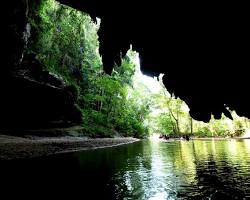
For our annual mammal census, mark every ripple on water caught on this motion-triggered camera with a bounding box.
[109,140,250,199]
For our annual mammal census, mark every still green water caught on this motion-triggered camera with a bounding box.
[1,139,250,199]
[75,139,250,199]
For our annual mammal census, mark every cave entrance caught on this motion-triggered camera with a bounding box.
[23,0,250,139]
[129,52,250,139]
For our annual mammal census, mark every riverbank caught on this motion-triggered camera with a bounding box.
[191,136,250,140]
[155,136,250,142]
[0,135,139,160]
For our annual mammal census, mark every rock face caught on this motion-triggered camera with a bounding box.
[1,55,82,129]
[57,0,250,122]
[3,0,250,126]
[1,0,82,129]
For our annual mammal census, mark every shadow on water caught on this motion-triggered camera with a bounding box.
[1,139,250,199]
[0,141,146,199]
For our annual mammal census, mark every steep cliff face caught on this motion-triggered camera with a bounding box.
[57,0,250,122]
[1,0,81,129]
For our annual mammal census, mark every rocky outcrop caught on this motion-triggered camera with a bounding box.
[1,57,82,129]
[2,1,82,130]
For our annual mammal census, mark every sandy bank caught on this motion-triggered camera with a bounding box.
[0,135,139,160]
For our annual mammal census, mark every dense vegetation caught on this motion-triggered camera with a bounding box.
[26,0,250,138]
[27,0,149,138]
[145,76,250,138]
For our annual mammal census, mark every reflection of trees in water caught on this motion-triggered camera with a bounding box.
[194,159,245,199]
[105,140,153,199]
[75,141,147,199]
[76,140,250,199]
[191,140,250,199]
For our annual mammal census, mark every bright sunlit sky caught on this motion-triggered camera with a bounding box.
[138,73,162,94]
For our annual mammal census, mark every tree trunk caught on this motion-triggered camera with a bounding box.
[190,116,193,134]
[176,110,180,133]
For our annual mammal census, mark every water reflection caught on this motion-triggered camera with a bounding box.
[103,139,250,199]
[1,139,250,199]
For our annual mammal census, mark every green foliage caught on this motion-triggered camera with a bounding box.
[28,0,102,86]
[148,76,250,138]
[79,49,150,138]
[27,0,150,138]
[112,51,136,86]
[193,127,213,137]
[157,114,173,134]
[28,0,250,139]
[232,119,245,137]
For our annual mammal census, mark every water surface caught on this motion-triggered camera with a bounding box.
[1,139,250,199]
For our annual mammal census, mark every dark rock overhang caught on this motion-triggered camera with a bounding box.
[56,0,250,121]
[57,0,250,122]
[3,0,249,125]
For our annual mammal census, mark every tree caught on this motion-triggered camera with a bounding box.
[27,0,150,138]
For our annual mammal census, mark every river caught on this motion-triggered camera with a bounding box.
[1,139,250,199]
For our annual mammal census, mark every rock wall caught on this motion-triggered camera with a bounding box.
[1,0,82,130]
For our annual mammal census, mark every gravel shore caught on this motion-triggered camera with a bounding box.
[0,135,139,160]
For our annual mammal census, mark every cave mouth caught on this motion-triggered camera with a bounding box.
[3,0,250,137]
[128,53,250,138]
[2,1,250,199]
[55,0,250,123]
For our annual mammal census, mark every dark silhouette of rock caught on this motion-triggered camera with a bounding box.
[1,1,82,130]
[210,191,233,200]
[2,0,250,131]
[57,0,250,122]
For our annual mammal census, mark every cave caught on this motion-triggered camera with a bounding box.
[1,1,250,199]
[2,0,250,130]
[56,0,250,122]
